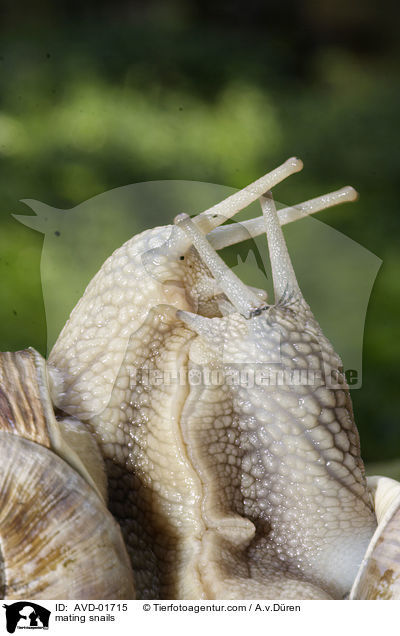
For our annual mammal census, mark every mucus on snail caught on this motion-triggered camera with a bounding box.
[0,157,399,600]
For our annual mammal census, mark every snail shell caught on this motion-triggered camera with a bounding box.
[0,349,135,599]
[350,476,400,599]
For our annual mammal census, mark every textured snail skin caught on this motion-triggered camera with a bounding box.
[48,163,378,599]
[179,305,375,599]
[49,230,229,598]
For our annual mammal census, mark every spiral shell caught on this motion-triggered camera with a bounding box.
[0,348,135,599]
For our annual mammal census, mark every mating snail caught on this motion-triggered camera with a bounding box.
[0,158,399,600]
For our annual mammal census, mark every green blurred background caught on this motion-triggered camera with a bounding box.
[0,0,399,474]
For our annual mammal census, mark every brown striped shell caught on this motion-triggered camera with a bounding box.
[350,476,400,599]
[0,349,135,599]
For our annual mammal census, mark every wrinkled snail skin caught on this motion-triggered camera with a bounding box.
[177,197,376,599]
[0,349,135,600]
[48,158,355,423]
[87,305,204,598]
[45,159,396,599]
[48,157,304,422]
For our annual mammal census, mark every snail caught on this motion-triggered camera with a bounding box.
[1,158,399,599]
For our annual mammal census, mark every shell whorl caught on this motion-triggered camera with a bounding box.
[0,349,135,599]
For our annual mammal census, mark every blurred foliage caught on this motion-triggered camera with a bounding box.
[0,0,399,468]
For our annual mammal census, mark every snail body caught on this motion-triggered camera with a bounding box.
[175,196,376,599]
[1,158,398,599]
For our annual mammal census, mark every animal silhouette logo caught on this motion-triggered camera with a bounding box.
[2,602,50,633]
[13,180,381,385]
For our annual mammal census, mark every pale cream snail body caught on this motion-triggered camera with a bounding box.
[0,158,398,599]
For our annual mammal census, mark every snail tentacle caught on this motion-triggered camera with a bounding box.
[193,157,303,234]
[208,185,358,250]
[175,212,264,317]
[260,192,302,304]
